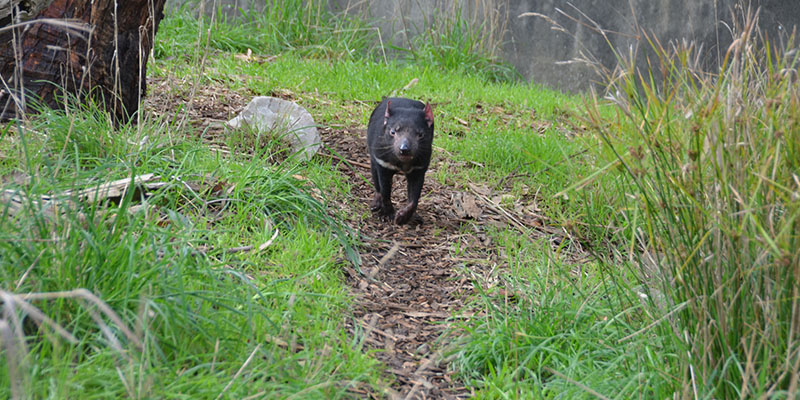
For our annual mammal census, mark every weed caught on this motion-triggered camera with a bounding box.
[583,8,800,398]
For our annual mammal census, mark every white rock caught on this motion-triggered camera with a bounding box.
[227,96,321,161]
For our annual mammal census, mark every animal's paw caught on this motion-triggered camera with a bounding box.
[369,193,383,212]
[394,203,416,225]
[380,206,396,220]
[370,194,395,219]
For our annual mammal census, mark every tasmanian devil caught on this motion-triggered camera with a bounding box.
[366,97,434,225]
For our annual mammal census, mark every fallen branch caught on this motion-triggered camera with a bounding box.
[1,174,162,221]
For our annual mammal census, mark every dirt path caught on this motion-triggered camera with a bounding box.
[321,126,484,399]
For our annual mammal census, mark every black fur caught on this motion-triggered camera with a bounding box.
[366,97,434,224]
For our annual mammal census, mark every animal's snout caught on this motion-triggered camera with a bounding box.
[398,138,412,156]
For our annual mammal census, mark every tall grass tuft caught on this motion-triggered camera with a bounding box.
[398,1,518,82]
[252,0,376,58]
[155,0,376,60]
[584,8,800,398]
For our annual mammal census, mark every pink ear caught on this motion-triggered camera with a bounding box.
[384,100,391,126]
[424,103,433,128]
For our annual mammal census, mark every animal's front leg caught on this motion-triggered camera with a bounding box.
[395,170,425,225]
[372,162,395,218]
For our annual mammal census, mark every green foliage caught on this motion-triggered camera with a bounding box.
[583,11,800,398]
[251,0,376,58]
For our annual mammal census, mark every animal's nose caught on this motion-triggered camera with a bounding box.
[399,140,411,155]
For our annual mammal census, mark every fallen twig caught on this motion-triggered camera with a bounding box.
[318,152,371,169]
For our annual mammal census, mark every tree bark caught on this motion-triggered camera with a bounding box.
[0,0,167,123]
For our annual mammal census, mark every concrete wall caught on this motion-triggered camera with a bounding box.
[331,0,799,91]
[511,0,797,91]
[168,0,800,92]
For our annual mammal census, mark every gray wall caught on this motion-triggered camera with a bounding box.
[168,0,800,92]
[504,0,729,91]
[506,0,798,91]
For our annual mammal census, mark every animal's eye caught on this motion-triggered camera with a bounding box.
[389,129,396,136]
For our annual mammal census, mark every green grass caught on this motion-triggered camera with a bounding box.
[396,5,519,83]
[447,228,677,399]
[450,9,800,398]
[156,0,518,83]
[155,0,376,60]
[246,0,376,59]
[0,97,380,397]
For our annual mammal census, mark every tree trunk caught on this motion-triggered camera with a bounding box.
[0,0,167,123]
